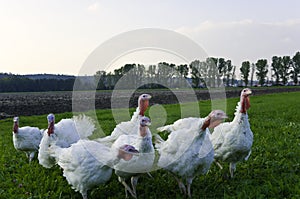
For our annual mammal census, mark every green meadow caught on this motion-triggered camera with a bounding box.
[0,91,299,198]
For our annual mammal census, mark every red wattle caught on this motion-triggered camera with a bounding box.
[47,122,54,136]
[201,118,211,130]
[245,97,250,110]
[13,124,18,133]
[240,97,250,113]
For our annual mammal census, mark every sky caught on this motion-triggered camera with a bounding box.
[0,0,300,76]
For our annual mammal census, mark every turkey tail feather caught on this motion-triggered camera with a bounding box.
[73,115,96,139]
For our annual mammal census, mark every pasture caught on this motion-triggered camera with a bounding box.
[0,91,299,198]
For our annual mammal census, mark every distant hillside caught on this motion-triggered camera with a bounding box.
[0,73,75,80]
[0,73,80,92]
[24,74,75,80]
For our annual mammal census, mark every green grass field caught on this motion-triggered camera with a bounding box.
[0,92,299,199]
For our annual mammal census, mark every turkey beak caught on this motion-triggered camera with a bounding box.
[245,90,252,96]
[221,113,228,120]
[118,146,139,161]
[126,149,139,157]
[145,121,151,126]
[208,111,228,129]
[146,95,152,100]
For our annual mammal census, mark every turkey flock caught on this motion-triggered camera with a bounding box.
[12,88,253,199]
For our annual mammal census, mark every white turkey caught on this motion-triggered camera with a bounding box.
[38,113,95,168]
[49,139,139,199]
[12,116,43,162]
[210,88,253,178]
[96,93,151,146]
[155,110,227,198]
[112,116,154,198]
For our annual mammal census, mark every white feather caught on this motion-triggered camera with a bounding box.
[38,115,95,168]
[112,124,155,174]
[72,114,96,139]
[155,115,217,197]
[210,93,253,177]
[13,126,43,162]
[49,139,113,198]
[156,117,214,175]
[95,107,141,146]
[211,112,253,162]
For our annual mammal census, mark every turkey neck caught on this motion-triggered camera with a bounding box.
[13,122,18,133]
[201,117,211,131]
[139,125,149,137]
[138,100,149,116]
[139,125,153,153]
[240,95,250,114]
[231,96,250,124]
[47,121,55,136]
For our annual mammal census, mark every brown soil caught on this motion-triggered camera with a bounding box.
[0,87,299,118]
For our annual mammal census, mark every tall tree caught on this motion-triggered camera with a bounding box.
[225,60,233,86]
[231,65,236,86]
[106,72,116,90]
[189,60,201,88]
[217,58,226,86]
[255,59,268,86]
[177,64,189,87]
[271,56,282,85]
[136,64,146,87]
[157,62,173,87]
[94,70,107,90]
[240,61,250,86]
[291,51,300,85]
[207,57,218,87]
[177,64,189,78]
[189,60,208,88]
[147,64,157,79]
[168,63,177,87]
[250,63,255,86]
[280,56,291,85]
[120,63,136,88]
[217,58,233,86]
[122,64,135,74]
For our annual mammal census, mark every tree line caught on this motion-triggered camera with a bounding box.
[0,51,299,92]
[240,51,300,86]
[95,51,300,89]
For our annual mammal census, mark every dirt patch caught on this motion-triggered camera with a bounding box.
[0,87,299,118]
